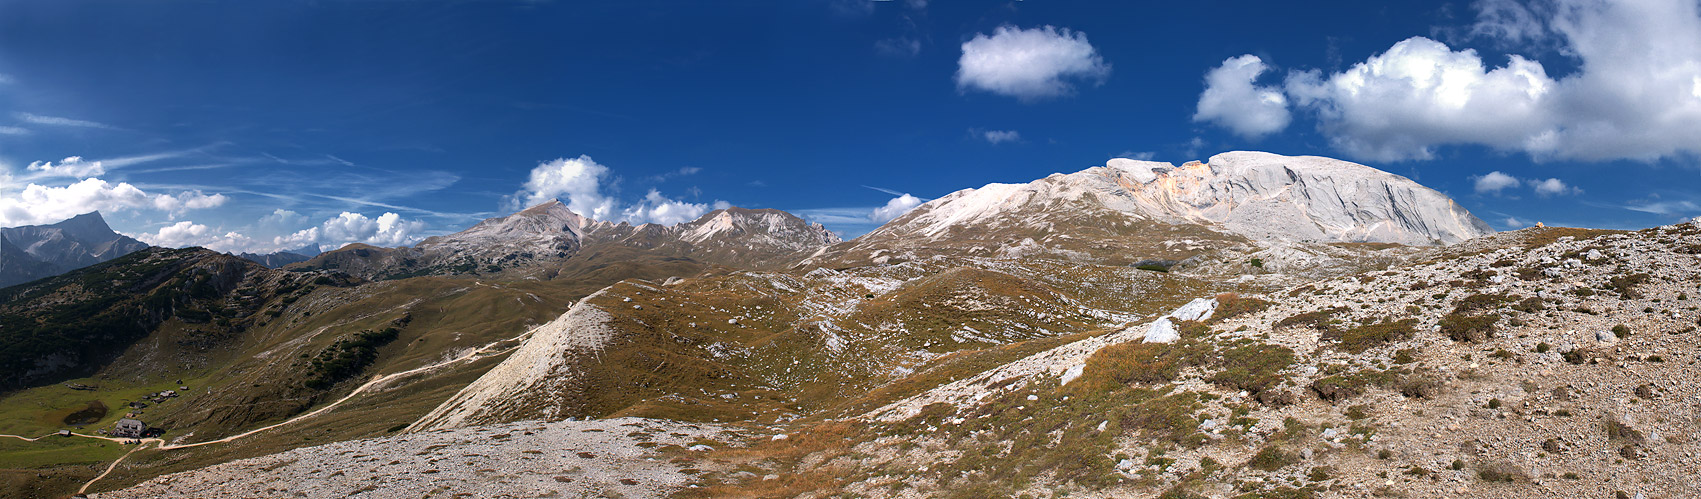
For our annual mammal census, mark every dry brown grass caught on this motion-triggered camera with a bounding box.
[673,421,866,499]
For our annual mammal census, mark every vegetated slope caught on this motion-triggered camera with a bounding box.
[711,222,1701,499]
[412,254,1245,431]
[809,151,1493,268]
[0,270,599,498]
[295,202,840,280]
[0,212,151,288]
[0,207,837,499]
[0,247,326,392]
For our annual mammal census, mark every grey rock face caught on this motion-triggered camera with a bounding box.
[1094,151,1494,244]
[885,151,1494,247]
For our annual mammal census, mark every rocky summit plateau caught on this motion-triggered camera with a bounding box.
[2,152,1697,499]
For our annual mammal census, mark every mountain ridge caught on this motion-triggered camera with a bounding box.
[295,202,840,280]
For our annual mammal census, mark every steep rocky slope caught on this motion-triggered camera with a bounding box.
[0,212,150,288]
[811,151,1492,268]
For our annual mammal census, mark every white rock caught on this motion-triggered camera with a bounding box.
[770,434,789,441]
[1059,364,1086,385]
[1144,318,1180,343]
[1168,297,1219,322]
[688,444,714,452]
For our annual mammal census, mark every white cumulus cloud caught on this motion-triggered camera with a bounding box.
[869,194,924,223]
[25,156,106,179]
[1194,55,1292,139]
[274,211,427,250]
[133,221,260,253]
[1470,171,1581,197]
[1197,0,1701,163]
[1284,37,1555,161]
[0,177,228,227]
[956,25,1110,101]
[259,208,309,229]
[1473,171,1522,194]
[509,155,722,225]
[510,155,619,220]
[1531,177,1580,196]
[623,189,710,226]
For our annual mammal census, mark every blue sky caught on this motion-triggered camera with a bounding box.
[1,0,1698,252]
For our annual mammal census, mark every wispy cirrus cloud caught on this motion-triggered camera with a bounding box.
[14,112,117,130]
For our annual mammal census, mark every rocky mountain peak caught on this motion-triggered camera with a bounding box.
[442,199,592,244]
[0,211,150,288]
[1092,151,1495,245]
[882,150,1490,246]
[678,207,842,247]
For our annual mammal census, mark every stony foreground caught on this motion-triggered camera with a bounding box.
[91,418,730,499]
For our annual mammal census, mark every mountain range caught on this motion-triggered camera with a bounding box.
[12,151,1692,499]
[0,212,149,288]
[293,201,840,280]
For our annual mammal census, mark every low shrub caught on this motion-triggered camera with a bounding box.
[1327,319,1417,353]
[1440,313,1499,342]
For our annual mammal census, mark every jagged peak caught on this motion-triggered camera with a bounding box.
[678,206,840,245]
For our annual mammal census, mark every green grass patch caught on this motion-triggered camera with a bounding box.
[0,437,128,469]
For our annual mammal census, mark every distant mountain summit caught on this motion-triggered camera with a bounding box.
[296,201,840,280]
[0,212,150,288]
[812,151,1492,267]
[234,244,321,268]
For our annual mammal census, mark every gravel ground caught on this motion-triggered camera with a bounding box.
[91,418,731,499]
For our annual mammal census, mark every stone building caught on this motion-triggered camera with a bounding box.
[112,418,147,438]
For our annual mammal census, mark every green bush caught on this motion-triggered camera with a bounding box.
[1248,445,1293,471]
[1327,319,1416,353]
[1440,313,1499,342]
